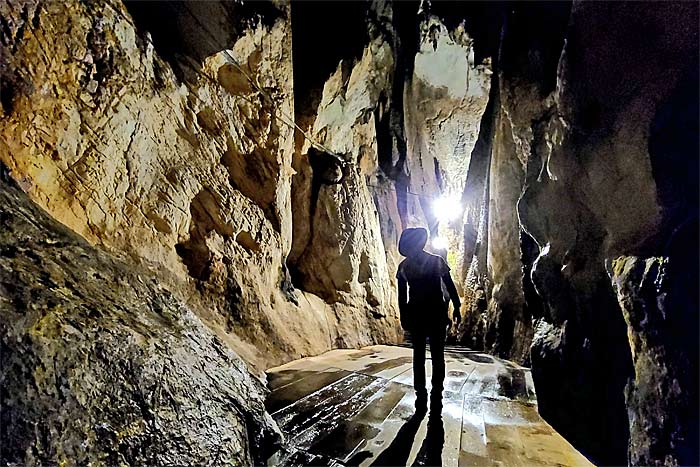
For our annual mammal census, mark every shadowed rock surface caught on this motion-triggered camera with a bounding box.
[452,2,699,464]
[611,255,699,466]
[0,165,279,465]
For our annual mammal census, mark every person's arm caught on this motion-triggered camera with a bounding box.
[442,271,462,325]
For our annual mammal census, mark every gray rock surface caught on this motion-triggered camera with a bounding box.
[611,256,698,467]
[454,1,698,464]
[0,164,280,465]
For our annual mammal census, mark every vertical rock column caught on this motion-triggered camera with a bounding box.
[517,2,698,464]
[403,14,491,246]
[611,256,699,466]
[483,96,528,361]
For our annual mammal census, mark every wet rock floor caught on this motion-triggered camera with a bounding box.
[265,345,592,466]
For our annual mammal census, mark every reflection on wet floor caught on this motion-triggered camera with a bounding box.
[266,345,593,467]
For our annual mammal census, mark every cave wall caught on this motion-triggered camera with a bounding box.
[403,13,491,271]
[0,0,407,372]
[1,1,698,465]
[524,3,697,464]
[611,254,699,466]
[454,1,699,465]
[0,164,279,465]
[286,1,493,349]
[287,0,406,349]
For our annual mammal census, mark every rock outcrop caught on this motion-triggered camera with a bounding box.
[454,1,698,464]
[611,256,698,467]
[0,0,403,372]
[0,163,280,465]
[403,13,491,284]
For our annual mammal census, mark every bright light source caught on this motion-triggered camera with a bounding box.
[432,235,448,250]
[432,196,461,223]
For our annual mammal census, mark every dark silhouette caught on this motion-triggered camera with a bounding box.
[412,411,445,466]
[397,227,461,410]
[369,398,445,467]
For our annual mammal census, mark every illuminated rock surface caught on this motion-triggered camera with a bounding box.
[266,345,591,466]
[0,0,402,373]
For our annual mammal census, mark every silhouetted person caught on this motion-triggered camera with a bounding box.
[397,227,461,411]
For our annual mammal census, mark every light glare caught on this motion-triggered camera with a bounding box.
[433,196,461,223]
[432,236,448,250]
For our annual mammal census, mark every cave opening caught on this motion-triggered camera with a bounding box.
[0,1,697,466]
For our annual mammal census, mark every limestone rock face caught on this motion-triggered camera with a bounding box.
[451,1,698,464]
[451,2,699,464]
[457,2,568,365]
[405,15,491,202]
[402,15,492,301]
[294,37,394,308]
[287,6,405,349]
[0,166,279,466]
[611,256,698,467]
[520,3,697,464]
[0,0,403,371]
[2,1,697,465]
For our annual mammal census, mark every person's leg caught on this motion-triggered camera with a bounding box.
[429,325,446,401]
[413,332,428,403]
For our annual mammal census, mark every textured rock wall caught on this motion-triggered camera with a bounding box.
[482,94,530,363]
[0,164,279,466]
[0,0,404,372]
[457,1,568,364]
[293,33,394,306]
[522,3,697,464]
[405,15,490,207]
[2,1,697,465]
[453,1,699,465]
[403,13,491,276]
[287,3,492,350]
[288,1,404,349]
[611,256,698,466]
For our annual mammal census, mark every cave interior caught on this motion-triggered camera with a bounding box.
[0,1,698,466]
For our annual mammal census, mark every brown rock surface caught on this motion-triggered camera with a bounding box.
[1,1,697,465]
[0,0,403,372]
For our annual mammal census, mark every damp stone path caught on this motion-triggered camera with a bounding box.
[265,345,593,466]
